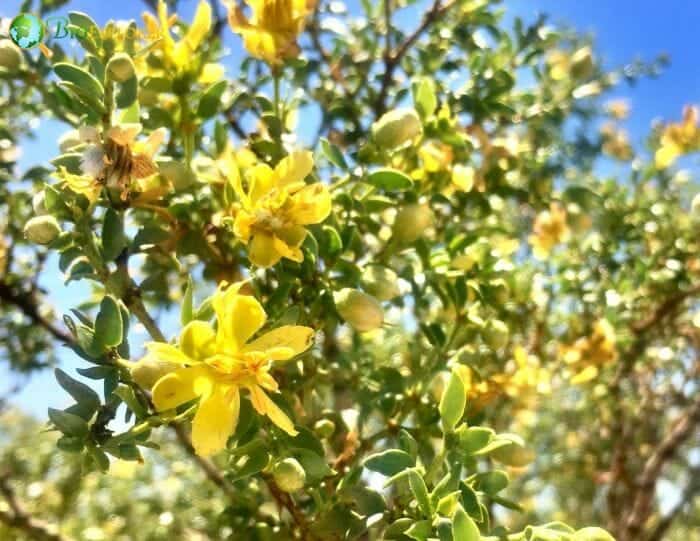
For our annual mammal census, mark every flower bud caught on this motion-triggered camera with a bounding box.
[334,288,384,332]
[313,419,336,439]
[392,204,433,244]
[32,191,47,215]
[482,319,509,350]
[361,265,400,301]
[23,216,60,245]
[130,356,175,389]
[272,458,306,492]
[0,40,22,73]
[106,53,136,83]
[372,108,422,150]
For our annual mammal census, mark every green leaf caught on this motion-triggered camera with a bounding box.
[457,426,494,455]
[197,80,227,118]
[102,209,127,261]
[48,408,89,437]
[291,449,335,481]
[55,368,100,412]
[453,506,480,541]
[94,295,123,349]
[57,81,107,115]
[320,138,348,169]
[68,12,102,48]
[367,168,413,191]
[54,63,104,99]
[413,77,437,119]
[114,384,147,419]
[405,521,432,541]
[473,470,509,495]
[322,225,343,255]
[115,75,138,109]
[459,482,483,522]
[440,368,467,432]
[408,469,432,516]
[363,449,414,476]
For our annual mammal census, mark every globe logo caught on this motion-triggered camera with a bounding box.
[9,13,45,49]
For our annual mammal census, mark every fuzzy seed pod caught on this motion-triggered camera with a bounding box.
[334,288,384,332]
[392,204,433,244]
[272,458,306,492]
[361,265,400,301]
[24,216,60,245]
[106,53,136,83]
[372,108,422,150]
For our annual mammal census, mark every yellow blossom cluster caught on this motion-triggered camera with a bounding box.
[560,319,618,384]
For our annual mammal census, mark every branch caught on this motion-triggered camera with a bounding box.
[606,283,700,527]
[264,477,317,541]
[0,475,73,541]
[373,0,457,116]
[646,464,700,541]
[620,393,700,541]
[0,280,73,344]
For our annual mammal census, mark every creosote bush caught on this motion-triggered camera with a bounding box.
[1,1,699,540]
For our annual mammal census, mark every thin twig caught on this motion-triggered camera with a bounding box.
[0,475,73,541]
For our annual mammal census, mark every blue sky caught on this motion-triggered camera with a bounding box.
[1,0,699,417]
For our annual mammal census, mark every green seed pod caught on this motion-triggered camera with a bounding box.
[372,108,422,150]
[361,265,400,301]
[130,356,175,390]
[334,288,384,332]
[483,319,509,351]
[0,40,23,73]
[106,52,136,83]
[23,216,60,245]
[314,419,336,439]
[392,204,433,244]
[272,458,306,492]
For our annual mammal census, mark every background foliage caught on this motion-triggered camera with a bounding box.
[0,0,698,540]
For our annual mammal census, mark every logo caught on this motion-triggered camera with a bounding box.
[9,13,45,49]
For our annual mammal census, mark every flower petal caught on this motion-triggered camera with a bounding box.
[248,163,275,205]
[242,325,314,361]
[248,385,298,436]
[274,151,314,190]
[179,320,217,361]
[215,289,267,351]
[192,384,240,456]
[152,365,213,411]
[249,232,283,267]
[288,184,331,225]
[185,0,212,50]
[145,342,195,365]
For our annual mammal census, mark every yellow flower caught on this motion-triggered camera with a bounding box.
[561,319,617,384]
[142,0,222,80]
[227,0,314,65]
[231,151,331,267]
[145,281,315,456]
[57,124,166,203]
[655,105,700,169]
[528,202,570,260]
[605,99,630,120]
[600,123,633,161]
